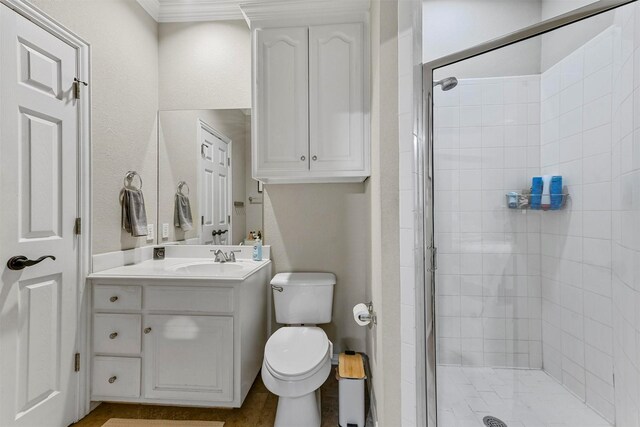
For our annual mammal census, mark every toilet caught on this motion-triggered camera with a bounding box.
[262,272,336,427]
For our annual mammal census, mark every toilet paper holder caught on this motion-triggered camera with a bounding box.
[358,302,377,325]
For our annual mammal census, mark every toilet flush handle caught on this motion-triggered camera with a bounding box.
[271,285,283,292]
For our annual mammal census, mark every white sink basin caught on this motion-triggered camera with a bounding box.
[170,261,245,275]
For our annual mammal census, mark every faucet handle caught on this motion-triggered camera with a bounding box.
[226,250,240,262]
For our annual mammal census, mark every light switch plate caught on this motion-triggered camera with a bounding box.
[162,223,169,238]
[146,224,154,241]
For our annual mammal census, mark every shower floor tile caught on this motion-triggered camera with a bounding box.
[437,366,612,427]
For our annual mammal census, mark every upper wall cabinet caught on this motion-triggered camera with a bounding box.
[256,27,309,174]
[243,0,370,184]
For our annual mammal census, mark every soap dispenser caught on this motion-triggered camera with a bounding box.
[252,232,262,261]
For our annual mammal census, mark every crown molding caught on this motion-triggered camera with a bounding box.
[137,0,369,24]
[240,0,370,26]
[137,0,160,21]
[138,0,258,23]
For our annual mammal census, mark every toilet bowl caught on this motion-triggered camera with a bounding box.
[263,272,336,427]
[262,326,333,427]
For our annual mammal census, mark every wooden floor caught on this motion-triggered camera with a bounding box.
[72,373,339,427]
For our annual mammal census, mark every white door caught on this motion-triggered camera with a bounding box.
[309,23,365,172]
[199,123,231,245]
[143,315,234,402]
[255,27,309,175]
[0,4,79,427]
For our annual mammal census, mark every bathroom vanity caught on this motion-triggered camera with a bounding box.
[88,251,271,408]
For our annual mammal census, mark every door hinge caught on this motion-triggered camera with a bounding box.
[201,216,204,225]
[227,157,231,166]
[74,353,80,372]
[227,215,231,224]
[74,218,81,235]
[73,78,88,99]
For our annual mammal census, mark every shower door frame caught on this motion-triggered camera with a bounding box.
[418,1,637,425]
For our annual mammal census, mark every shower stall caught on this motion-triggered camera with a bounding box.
[419,0,640,425]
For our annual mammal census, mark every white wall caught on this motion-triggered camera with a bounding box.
[263,184,368,354]
[31,0,159,255]
[398,0,420,424]
[539,26,616,421]
[158,21,251,110]
[244,114,262,237]
[366,0,402,424]
[433,75,543,369]
[423,0,542,78]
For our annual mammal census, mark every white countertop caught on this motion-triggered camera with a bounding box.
[88,257,271,281]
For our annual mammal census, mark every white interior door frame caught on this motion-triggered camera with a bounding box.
[197,119,233,244]
[0,0,92,421]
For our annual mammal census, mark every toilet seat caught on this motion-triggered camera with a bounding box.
[264,327,330,381]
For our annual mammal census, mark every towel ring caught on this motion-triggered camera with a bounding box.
[177,181,190,197]
[124,171,142,190]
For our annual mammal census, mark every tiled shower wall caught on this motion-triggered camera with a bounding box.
[432,8,640,423]
[539,27,616,422]
[611,4,640,426]
[433,75,543,369]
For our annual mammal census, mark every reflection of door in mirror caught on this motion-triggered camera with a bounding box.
[198,120,231,245]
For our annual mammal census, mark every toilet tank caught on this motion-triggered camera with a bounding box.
[271,272,336,324]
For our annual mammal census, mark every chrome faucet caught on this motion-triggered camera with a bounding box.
[212,249,228,263]
[211,249,241,263]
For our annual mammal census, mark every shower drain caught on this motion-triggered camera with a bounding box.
[483,416,508,427]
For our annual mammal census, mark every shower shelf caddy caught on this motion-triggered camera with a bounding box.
[505,186,570,211]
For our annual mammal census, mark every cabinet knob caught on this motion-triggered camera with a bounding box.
[109,332,118,339]
[108,376,117,384]
[300,156,306,161]
[109,296,118,302]
[312,155,318,161]
[144,327,152,334]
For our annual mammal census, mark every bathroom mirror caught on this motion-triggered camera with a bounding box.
[157,109,262,245]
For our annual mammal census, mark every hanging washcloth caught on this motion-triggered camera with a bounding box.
[121,188,148,237]
[174,193,193,231]
[530,177,543,210]
[550,176,563,210]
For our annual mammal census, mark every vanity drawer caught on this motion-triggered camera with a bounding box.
[93,314,141,354]
[94,285,142,310]
[144,286,234,313]
[92,356,141,398]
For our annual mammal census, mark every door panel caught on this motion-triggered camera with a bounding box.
[143,315,234,402]
[0,5,79,426]
[199,124,230,244]
[255,27,309,172]
[20,110,62,238]
[17,275,61,414]
[309,23,365,172]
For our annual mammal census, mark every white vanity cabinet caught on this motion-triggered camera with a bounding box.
[143,314,233,402]
[89,266,269,408]
[248,2,370,183]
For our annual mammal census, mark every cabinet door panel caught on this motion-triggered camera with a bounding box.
[255,27,309,173]
[143,315,233,402]
[309,23,365,172]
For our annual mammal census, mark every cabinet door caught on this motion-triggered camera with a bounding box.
[309,23,365,172]
[255,27,309,173]
[143,315,233,402]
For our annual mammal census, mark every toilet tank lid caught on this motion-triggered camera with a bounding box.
[270,272,336,287]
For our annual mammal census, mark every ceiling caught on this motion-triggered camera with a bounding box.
[137,0,257,23]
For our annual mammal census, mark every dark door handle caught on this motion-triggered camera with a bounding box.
[212,229,228,236]
[7,255,56,271]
